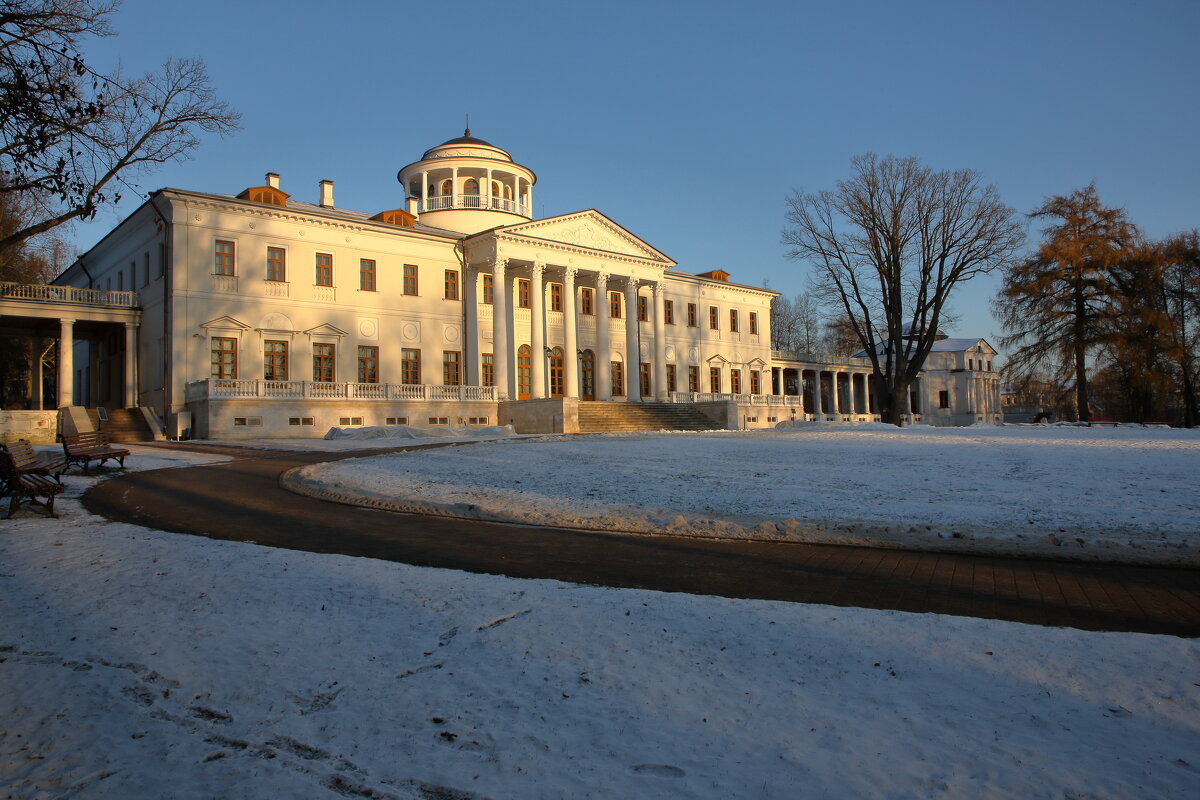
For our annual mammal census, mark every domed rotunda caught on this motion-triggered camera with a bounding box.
[397,129,536,234]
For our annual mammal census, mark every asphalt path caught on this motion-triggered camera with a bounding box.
[82,442,1200,637]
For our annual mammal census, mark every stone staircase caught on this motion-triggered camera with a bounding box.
[576,402,719,433]
[88,408,156,442]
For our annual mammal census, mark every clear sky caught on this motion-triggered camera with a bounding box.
[73,0,1200,349]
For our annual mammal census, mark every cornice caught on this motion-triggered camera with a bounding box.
[163,191,464,243]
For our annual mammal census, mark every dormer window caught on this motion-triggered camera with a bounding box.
[236,185,289,207]
[370,209,416,228]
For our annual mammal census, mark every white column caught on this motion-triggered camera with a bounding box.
[526,181,534,217]
[451,167,459,207]
[492,259,510,400]
[58,319,74,407]
[624,278,641,402]
[595,272,611,401]
[530,263,546,399]
[420,170,428,210]
[847,372,856,417]
[464,265,480,385]
[652,282,667,400]
[563,268,579,398]
[485,168,493,208]
[124,322,137,408]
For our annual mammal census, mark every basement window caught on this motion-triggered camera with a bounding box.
[386,416,409,425]
[233,417,262,427]
[288,417,317,426]
[338,417,364,426]
[428,416,449,426]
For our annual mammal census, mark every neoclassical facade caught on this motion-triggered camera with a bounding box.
[31,131,999,438]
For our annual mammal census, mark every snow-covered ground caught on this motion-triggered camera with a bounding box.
[2,434,1198,799]
[286,424,1200,565]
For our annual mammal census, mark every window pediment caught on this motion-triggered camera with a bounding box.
[200,315,251,332]
[303,323,349,339]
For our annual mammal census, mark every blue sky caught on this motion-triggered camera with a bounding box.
[76,0,1199,347]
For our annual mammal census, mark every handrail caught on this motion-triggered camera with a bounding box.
[0,281,138,308]
[187,379,497,402]
[418,195,528,216]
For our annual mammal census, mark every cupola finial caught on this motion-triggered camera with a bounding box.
[464,113,470,139]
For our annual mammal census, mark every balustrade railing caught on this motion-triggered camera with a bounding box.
[669,392,798,406]
[418,195,528,216]
[187,379,497,402]
[1,281,138,307]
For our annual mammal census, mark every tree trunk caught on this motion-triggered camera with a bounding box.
[1073,284,1091,423]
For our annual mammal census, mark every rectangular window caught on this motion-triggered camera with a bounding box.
[482,274,493,304]
[730,368,741,394]
[666,364,677,393]
[609,291,622,319]
[518,278,530,308]
[267,247,286,281]
[358,346,379,383]
[401,348,421,384]
[143,253,150,286]
[315,253,333,286]
[709,306,719,330]
[730,309,739,333]
[482,353,494,387]
[638,296,648,322]
[312,343,335,382]
[403,264,418,295]
[664,300,674,325]
[710,366,721,393]
[939,390,950,409]
[429,417,449,426]
[443,351,461,386]
[385,417,409,426]
[687,303,697,327]
[211,337,236,379]
[611,361,624,396]
[750,370,761,395]
[264,340,288,381]
[360,259,376,291]
[550,283,563,312]
[445,270,459,300]
[214,240,235,276]
[118,270,123,291]
[580,287,594,315]
[158,243,167,278]
[749,312,758,335]
[639,362,651,397]
[688,365,700,393]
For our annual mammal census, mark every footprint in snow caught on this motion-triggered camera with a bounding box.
[632,764,686,778]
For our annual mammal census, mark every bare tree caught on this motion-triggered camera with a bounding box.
[770,290,823,354]
[0,0,239,253]
[784,153,1024,424]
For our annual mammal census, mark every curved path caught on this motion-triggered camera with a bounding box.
[82,442,1200,636]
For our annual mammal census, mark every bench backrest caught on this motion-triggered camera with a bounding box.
[4,439,41,471]
[63,431,111,451]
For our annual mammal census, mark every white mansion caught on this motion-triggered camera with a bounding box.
[2,131,1001,439]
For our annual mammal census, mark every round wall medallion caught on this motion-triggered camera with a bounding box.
[444,325,460,343]
[665,345,676,361]
[359,319,377,338]
[639,342,649,358]
[248,222,256,229]
[688,346,699,362]
[402,322,419,341]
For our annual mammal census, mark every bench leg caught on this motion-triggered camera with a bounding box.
[7,493,21,519]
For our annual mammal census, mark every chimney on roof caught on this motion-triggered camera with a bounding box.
[405,196,419,217]
[319,179,334,208]
[266,172,280,189]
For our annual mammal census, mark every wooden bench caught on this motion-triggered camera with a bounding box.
[0,444,64,518]
[61,432,131,475]
[4,439,68,484]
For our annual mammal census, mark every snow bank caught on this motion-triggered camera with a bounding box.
[2,509,1196,799]
[285,427,1200,565]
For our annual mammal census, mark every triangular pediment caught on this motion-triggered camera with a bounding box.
[492,210,675,265]
[200,315,250,331]
[303,323,349,338]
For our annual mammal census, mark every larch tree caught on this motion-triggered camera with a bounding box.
[770,290,824,354]
[0,0,239,254]
[995,185,1138,423]
[783,153,1023,425]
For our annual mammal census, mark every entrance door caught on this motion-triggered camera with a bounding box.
[517,345,531,400]
[580,349,595,400]
[550,347,565,397]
